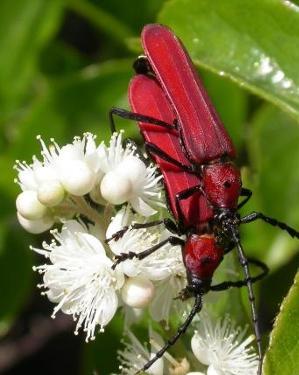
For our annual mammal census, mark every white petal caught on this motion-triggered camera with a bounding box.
[191,332,211,366]
[34,166,58,184]
[17,212,54,234]
[130,196,157,216]
[18,168,37,190]
[106,206,132,239]
[207,365,225,375]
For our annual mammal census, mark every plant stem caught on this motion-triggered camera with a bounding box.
[71,196,104,227]
[66,0,133,47]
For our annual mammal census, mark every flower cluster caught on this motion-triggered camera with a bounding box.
[14,132,163,234]
[15,132,185,341]
[117,313,259,375]
[15,131,258,374]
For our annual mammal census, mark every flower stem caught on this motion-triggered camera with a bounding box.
[71,196,104,227]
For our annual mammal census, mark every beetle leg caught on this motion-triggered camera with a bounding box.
[237,187,252,209]
[109,107,177,134]
[210,258,268,291]
[111,236,184,270]
[175,185,205,231]
[241,211,299,239]
[106,218,179,243]
[145,142,194,173]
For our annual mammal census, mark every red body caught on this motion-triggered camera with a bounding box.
[141,24,236,164]
[129,75,213,228]
[129,24,242,282]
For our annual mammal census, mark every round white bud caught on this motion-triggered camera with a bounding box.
[100,171,132,205]
[59,144,82,160]
[59,160,95,196]
[16,191,48,220]
[17,212,54,234]
[37,180,65,207]
[115,156,146,185]
[121,276,154,308]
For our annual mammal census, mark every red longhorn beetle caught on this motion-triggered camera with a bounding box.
[108,24,299,375]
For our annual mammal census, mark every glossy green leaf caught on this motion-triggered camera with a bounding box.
[201,71,248,151]
[263,270,299,375]
[0,0,63,122]
[159,0,299,122]
[241,105,299,269]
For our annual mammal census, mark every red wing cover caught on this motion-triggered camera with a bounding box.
[129,74,213,226]
[141,24,235,164]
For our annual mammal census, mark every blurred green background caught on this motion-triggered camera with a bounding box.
[1,0,299,374]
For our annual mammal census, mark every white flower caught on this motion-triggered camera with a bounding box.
[117,329,191,375]
[117,330,165,375]
[191,314,259,375]
[32,220,124,341]
[149,273,186,324]
[107,207,184,281]
[107,207,186,320]
[14,133,101,200]
[99,132,164,216]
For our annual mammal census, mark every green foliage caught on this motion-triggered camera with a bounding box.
[1,0,299,373]
[263,270,299,375]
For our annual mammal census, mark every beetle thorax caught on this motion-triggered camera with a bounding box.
[202,161,241,209]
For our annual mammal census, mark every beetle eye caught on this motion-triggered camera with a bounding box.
[224,181,231,188]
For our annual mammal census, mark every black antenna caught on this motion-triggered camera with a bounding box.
[231,228,263,375]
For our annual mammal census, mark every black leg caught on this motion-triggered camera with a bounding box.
[136,294,202,375]
[238,187,252,209]
[106,218,179,243]
[241,211,299,239]
[230,229,263,375]
[111,235,184,270]
[175,185,204,230]
[145,142,194,173]
[210,258,268,291]
[109,107,177,134]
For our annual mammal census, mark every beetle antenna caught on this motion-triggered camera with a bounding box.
[135,294,202,375]
[231,227,263,375]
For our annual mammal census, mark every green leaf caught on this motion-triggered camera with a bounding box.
[159,0,299,122]
[0,220,33,335]
[201,71,248,151]
[263,270,299,375]
[8,60,133,162]
[242,105,299,269]
[0,0,63,121]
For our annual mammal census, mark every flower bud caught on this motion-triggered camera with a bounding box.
[17,212,54,234]
[37,180,65,207]
[59,160,95,196]
[59,144,82,160]
[115,156,146,185]
[100,171,132,205]
[121,276,154,308]
[16,191,48,220]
